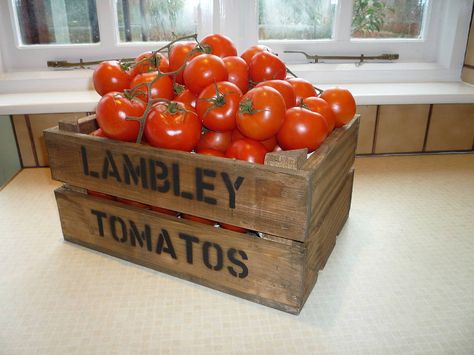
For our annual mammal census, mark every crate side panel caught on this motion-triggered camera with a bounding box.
[308,117,358,230]
[55,188,305,313]
[45,128,310,241]
[302,170,354,304]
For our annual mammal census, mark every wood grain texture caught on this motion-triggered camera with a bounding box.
[55,187,305,314]
[58,114,98,133]
[302,170,354,305]
[307,116,358,232]
[44,127,311,241]
[264,149,308,170]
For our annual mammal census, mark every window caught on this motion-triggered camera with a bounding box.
[351,0,428,39]
[258,0,337,40]
[116,0,199,42]
[14,0,99,45]
[0,0,472,85]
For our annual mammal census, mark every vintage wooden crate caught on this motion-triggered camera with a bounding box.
[44,115,359,314]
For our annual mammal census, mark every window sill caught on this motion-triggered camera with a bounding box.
[1,79,474,115]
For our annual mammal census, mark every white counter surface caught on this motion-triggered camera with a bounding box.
[1,154,473,354]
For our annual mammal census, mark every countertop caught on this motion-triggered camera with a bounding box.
[1,81,474,115]
[1,154,473,354]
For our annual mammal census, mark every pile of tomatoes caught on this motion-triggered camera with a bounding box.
[91,33,356,165]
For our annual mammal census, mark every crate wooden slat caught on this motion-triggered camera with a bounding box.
[45,114,360,314]
[44,115,359,242]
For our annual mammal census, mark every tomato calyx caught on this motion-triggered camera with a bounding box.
[198,82,236,118]
[238,97,267,115]
[174,83,186,95]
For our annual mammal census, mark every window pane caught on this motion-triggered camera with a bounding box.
[116,0,198,42]
[351,0,428,38]
[259,0,337,40]
[14,0,99,44]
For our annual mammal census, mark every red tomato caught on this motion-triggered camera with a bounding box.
[169,41,200,84]
[87,190,115,200]
[196,148,226,157]
[200,34,237,58]
[287,78,317,105]
[196,81,242,132]
[151,206,177,216]
[241,45,272,66]
[225,139,267,164]
[260,136,277,152]
[236,86,285,140]
[302,97,336,132]
[196,131,232,152]
[130,72,174,102]
[183,54,228,95]
[131,52,169,77]
[89,128,107,137]
[116,197,150,209]
[144,101,202,152]
[231,129,245,141]
[249,52,286,83]
[93,60,131,96]
[277,107,328,152]
[220,223,248,233]
[255,80,296,108]
[182,214,216,226]
[174,87,197,109]
[223,56,249,94]
[96,92,145,142]
[231,129,275,151]
[319,88,356,128]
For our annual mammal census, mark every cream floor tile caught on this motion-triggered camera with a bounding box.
[0,156,473,354]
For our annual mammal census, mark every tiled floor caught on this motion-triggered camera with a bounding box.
[1,154,473,354]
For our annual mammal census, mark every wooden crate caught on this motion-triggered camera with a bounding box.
[44,115,359,314]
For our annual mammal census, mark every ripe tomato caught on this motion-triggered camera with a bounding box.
[200,34,237,58]
[231,129,275,151]
[130,72,174,102]
[220,223,248,233]
[255,80,296,108]
[93,60,131,96]
[182,214,216,226]
[236,86,285,140]
[260,135,277,152]
[277,107,328,152]
[183,54,228,95]
[319,88,356,128]
[301,97,336,132]
[87,190,115,200]
[116,197,150,209]
[231,128,245,142]
[151,206,177,216]
[196,81,242,132]
[131,51,169,77]
[89,128,107,137]
[174,87,197,110]
[169,41,200,84]
[287,78,316,105]
[241,44,272,66]
[96,92,145,142]
[225,138,267,164]
[249,52,286,83]
[196,148,226,157]
[144,101,202,152]
[196,131,232,152]
[223,56,249,94]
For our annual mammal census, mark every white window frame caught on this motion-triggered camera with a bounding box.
[0,0,214,71]
[0,0,472,89]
